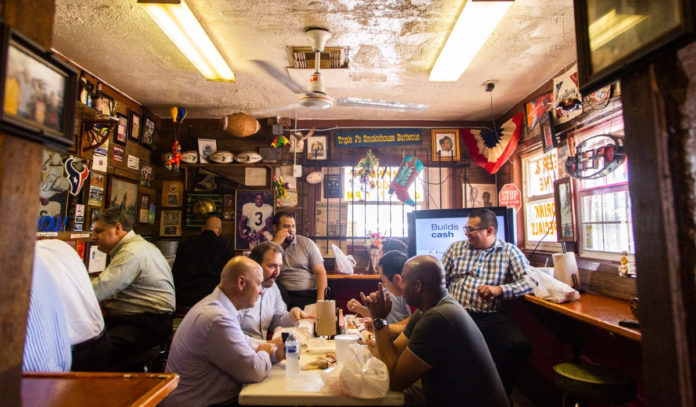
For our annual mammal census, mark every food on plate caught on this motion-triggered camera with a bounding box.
[358,330,374,345]
[301,352,336,370]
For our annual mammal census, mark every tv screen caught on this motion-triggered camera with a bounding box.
[407,207,516,258]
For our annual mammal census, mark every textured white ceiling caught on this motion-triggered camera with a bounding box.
[52,0,576,121]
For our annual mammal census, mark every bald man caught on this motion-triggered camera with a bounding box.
[163,256,284,407]
[172,215,235,311]
[362,255,508,407]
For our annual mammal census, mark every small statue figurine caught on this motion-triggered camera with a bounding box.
[618,250,630,277]
[165,140,182,171]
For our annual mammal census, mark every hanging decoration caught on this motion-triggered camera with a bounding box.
[272,174,290,205]
[64,157,89,196]
[388,155,424,206]
[165,106,187,171]
[271,134,289,148]
[462,112,522,174]
[565,134,626,179]
[352,149,379,189]
[165,140,182,171]
[221,112,260,138]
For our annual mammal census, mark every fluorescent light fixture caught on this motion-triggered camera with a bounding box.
[589,9,646,51]
[429,0,513,82]
[139,0,235,82]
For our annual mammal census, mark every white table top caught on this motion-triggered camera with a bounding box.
[238,342,404,406]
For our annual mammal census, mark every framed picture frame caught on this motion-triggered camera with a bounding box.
[114,113,127,145]
[554,177,576,242]
[306,135,328,160]
[463,183,498,208]
[0,24,77,150]
[107,176,138,221]
[325,174,342,199]
[235,190,274,250]
[198,137,217,163]
[162,180,183,207]
[431,129,460,161]
[138,192,150,223]
[574,0,696,94]
[160,209,182,237]
[140,164,153,187]
[140,116,155,149]
[128,110,141,141]
[540,111,556,152]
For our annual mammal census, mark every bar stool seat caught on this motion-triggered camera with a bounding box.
[553,362,636,406]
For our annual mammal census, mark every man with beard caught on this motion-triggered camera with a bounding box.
[362,255,508,407]
[271,212,328,309]
[239,242,309,341]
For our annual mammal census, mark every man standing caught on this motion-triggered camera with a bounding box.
[271,211,328,309]
[36,239,110,371]
[362,256,508,406]
[163,256,283,407]
[172,216,235,311]
[240,242,308,341]
[441,207,533,396]
[91,207,175,370]
[238,192,273,249]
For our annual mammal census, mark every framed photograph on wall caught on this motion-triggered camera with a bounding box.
[431,129,460,161]
[554,177,576,242]
[114,113,127,145]
[138,192,150,223]
[160,210,182,237]
[0,23,77,150]
[107,176,138,220]
[162,180,183,207]
[140,116,155,148]
[235,190,274,250]
[128,110,141,141]
[306,135,328,161]
[574,0,696,93]
[540,112,556,152]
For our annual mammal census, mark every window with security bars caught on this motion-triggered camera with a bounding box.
[313,166,452,244]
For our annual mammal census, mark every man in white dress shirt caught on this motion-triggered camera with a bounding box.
[239,242,308,341]
[163,256,284,407]
[36,239,109,371]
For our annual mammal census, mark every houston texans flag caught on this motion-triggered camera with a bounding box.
[462,112,523,174]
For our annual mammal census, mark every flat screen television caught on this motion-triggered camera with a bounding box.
[407,207,516,258]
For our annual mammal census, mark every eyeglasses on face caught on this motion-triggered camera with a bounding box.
[464,226,487,233]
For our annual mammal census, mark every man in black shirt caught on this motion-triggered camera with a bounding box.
[172,216,235,312]
[362,255,508,407]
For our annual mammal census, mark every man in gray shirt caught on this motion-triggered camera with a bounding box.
[240,242,308,341]
[271,212,328,310]
[91,207,175,370]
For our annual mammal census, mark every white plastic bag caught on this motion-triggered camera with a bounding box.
[321,344,389,399]
[332,244,356,275]
[525,266,580,303]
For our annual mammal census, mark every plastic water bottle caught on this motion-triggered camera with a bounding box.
[285,331,300,377]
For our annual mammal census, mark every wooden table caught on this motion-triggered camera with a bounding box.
[524,293,641,342]
[239,341,404,406]
[21,372,179,407]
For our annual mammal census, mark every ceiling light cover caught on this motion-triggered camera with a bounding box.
[139,0,235,82]
[430,1,513,82]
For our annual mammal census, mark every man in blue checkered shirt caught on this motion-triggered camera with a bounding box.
[441,208,533,396]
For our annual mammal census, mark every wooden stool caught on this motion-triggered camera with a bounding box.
[553,362,636,406]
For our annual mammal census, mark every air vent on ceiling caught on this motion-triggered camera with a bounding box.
[289,47,348,69]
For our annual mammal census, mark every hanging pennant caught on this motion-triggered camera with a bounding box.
[462,112,522,175]
[388,155,424,206]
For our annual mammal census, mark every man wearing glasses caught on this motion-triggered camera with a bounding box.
[441,208,533,397]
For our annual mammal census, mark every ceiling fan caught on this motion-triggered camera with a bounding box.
[251,27,428,117]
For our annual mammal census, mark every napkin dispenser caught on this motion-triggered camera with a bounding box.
[315,300,336,337]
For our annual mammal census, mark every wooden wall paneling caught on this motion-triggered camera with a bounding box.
[621,42,695,406]
[0,2,57,404]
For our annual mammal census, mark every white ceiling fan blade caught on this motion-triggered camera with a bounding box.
[335,97,429,112]
[250,103,302,118]
[252,60,307,95]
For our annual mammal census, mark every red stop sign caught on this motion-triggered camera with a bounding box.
[499,183,522,213]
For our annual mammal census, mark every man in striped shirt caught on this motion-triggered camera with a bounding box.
[441,208,533,396]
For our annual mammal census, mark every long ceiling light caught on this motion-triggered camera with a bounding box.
[139,0,235,82]
[430,0,513,82]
